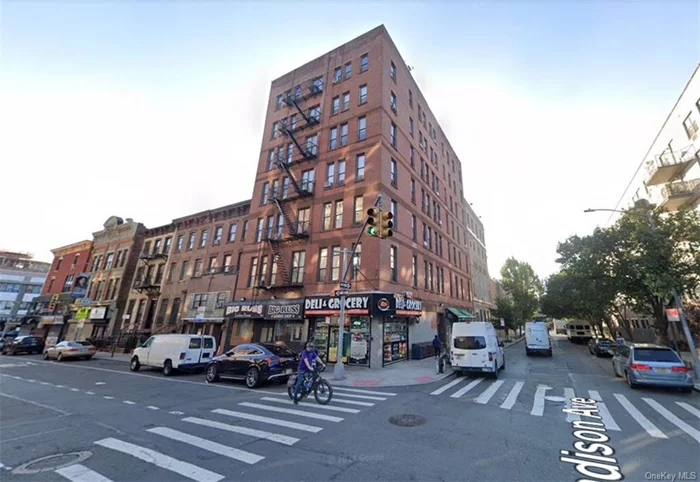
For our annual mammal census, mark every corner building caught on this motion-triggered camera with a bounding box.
[231,25,475,368]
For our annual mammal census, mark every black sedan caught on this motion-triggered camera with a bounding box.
[2,336,45,355]
[205,343,298,388]
[589,338,615,357]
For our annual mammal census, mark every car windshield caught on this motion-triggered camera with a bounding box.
[454,336,487,350]
[261,344,295,357]
[634,348,682,363]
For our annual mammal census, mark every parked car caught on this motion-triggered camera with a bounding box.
[0,332,18,352]
[205,343,298,388]
[44,341,96,361]
[525,321,552,356]
[130,334,217,376]
[450,322,505,378]
[2,336,44,355]
[612,343,693,393]
[589,338,615,357]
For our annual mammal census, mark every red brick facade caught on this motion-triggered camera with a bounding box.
[42,240,93,296]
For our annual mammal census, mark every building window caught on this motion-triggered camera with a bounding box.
[104,253,114,270]
[276,214,284,236]
[390,61,396,81]
[276,94,283,109]
[270,257,278,285]
[412,255,418,287]
[281,177,290,199]
[360,53,369,72]
[318,248,328,281]
[334,200,344,229]
[272,121,278,139]
[333,66,341,83]
[167,262,176,282]
[297,207,310,234]
[261,182,270,205]
[163,237,172,254]
[411,214,417,241]
[309,105,321,123]
[390,246,397,282]
[271,179,279,199]
[177,235,185,251]
[409,117,414,136]
[306,134,318,156]
[390,91,397,112]
[342,92,350,111]
[390,122,397,147]
[259,256,268,286]
[325,163,335,187]
[290,114,297,131]
[408,89,413,108]
[410,178,416,203]
[322,202,332,231]
[331,246,341,281]
[424,261,429,289]
[410,145,415,168]
[390,159,397,186]
[358,84,368,105]
[331,96,340,115]
[267,150,275,170]
[255,218,264,242]
[266,215,274,239]
[354,195,364,224]
[329,126,338,150]
[683,112,698,138]
[312,76,324,93]
[344,62,352,79]
[338,160,346,184]
[193,259,202,278]
[247,257,259,288]
[356,153,365,180]
[213,226,223,245]
[340,123,348,146]
[390,200,397,227]
[223,254,232,271]
[291,251,305,284]
[301,169,315,193]
[199,229,208,248]
[179,261,189,280]
[187,232,195,249]
[61,274,74,292]
[228,223,237,242]
[357,116,367,141]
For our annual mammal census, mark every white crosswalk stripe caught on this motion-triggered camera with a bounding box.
[588,391,620,431]
[474,380,504,404]
[333,387,397,396]
[430,377,465,396]
[450,378,484,398]
[500,381,524,410]
[323,392,387,401]
[238,402,344,422]
[643,398,700,443]
[564,388,580,422]
[676,402,700,420]
[259,397,361,414]
[531,385,550,416]
[183,416,299,446]
[148,427,264,464]
[56,464,113,482]
[212,408,323,433]
[613,394,667,439]
[331,397,375,407]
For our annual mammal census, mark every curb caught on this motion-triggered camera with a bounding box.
[503,337,525,349]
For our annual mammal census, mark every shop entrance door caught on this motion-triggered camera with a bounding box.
[253,321,275,343]
[327,327,349,364]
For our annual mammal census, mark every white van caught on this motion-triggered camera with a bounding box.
[450,322,505,378]
[525,321,552,356]
[130,334,216,376]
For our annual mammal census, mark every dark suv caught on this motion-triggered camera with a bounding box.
[2,336,45,355]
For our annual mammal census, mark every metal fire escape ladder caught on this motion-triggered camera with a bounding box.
[275,158,311,198]
[266,239,290,286]
[283,94,313,125]
[272,197,299,237]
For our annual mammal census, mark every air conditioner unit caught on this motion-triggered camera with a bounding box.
[423,241,429,247]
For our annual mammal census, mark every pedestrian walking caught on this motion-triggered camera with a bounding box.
[432,334,442,359]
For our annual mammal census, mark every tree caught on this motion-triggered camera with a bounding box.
[493,296,516,331]
[499,258,542,331]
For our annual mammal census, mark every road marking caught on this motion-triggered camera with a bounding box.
[95,382,106,385]
[676,402,700,420]
[613,394,667,439]
[56,463,113,482]
[475,380,504,404]
[169,411,185,415]
[148,427,264,465]
[588,390,620,431]
[238,402,344,422]
[0,392,71,415]
[26,379,36,383]
[70,388,80,392]
[500,381,524,410]
[103,396,114,400]
[86,391,95,395]
[123,401,136,405]
[259,397,361,414]
[184,416,299,446]
[2,427,69,443]
[564,388,580,422]
[330,398,375,407]
[643,398,700,443]
[213,408,322,433]
[55,385,65,388]
[430,377,465,396]
[317,392,386,401]
[450,378,484,399]
[95,438,223,482]
[531,385,551,416]
[147,406,160,410]
[332,387,397,396]
[39,381,52,386]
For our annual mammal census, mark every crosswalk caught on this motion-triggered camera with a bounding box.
[430,376,700,443]
[52,386,396,482]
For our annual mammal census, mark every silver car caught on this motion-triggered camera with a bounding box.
[612,343,693,393]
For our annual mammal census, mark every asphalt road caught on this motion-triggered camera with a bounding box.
[0,336,698,482]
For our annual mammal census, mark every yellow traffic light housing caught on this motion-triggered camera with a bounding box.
[366,208,380,237]
[380,211,394,239]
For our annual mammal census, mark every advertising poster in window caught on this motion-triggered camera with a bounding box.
[71,273,90,298]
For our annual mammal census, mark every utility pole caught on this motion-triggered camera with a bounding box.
[332,248,352,380]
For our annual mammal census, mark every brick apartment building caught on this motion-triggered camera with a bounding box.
[465,203,492,321]
[227,25,476,368]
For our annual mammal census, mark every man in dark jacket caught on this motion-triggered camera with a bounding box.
[432,335,442,359]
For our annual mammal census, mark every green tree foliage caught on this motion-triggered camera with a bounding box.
[499,258,542,330]
[493,296,517,330]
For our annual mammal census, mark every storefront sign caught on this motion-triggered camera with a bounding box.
[224,302,264,318]
[75,308,90,320]
[89,307,107,320]
[71,273,90,298]
[394,295,423,316]
[305,293,396,316]
[265,300,303,320]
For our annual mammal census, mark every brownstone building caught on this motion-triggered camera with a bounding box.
[229,25,475,368]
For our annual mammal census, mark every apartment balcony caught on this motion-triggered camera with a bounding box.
[133,277,161,296]
[659,178,700,211]
[645,145,698,186]
[139,251,168,261]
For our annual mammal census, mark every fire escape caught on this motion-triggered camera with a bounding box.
[133,248,168,331]
[260,77,323,292]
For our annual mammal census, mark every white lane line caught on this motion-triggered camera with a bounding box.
[70,388,80,392]
[212,408,322,433]
[259,397,361,414]
[55,385,65,388]
[169,411,185,415]
[183,417,299,446]
[86,391,95,395]
[238,402,343,422]
[39,381,52,386]
[613,394,667,439]
[475,380,504,404]
[26,379,36,383]
[430,377,465,396]
[103,396,114,400]
[148,427,264,465]
[123,401,136,405]
[95,382,106,385]
[332,387,397,396]
[644,398,700,443]
[330,397,375,407]
[95,438,223,482]
[147,406,159,411]
[588,390,620,431]
[500,381,524,410]
[449,378,484,399]
[564,388,580,422]
[0,392,71,415]
[319,392,386,401]
[676,402,700,420]
[56,463,114,482]
[531,385,551,416]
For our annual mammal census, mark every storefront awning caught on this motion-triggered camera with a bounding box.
[446,307,476,320]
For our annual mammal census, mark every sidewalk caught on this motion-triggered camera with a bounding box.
[328,336,525,388]
[94,351,132,363]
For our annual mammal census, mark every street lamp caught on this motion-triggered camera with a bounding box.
[584,207,700,382]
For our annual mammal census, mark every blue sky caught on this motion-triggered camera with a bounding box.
[2,0,698,280]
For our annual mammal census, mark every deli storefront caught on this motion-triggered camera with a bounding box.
[224,299,306,352]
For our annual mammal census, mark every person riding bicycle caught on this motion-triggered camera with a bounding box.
[293,341,325,404]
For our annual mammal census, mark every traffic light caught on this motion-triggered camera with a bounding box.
[367,208,380,237]
[380,210,394,239]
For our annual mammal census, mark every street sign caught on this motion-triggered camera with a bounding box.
[334,289,350,296]
[339,281,351,290]
[666,309,680,322]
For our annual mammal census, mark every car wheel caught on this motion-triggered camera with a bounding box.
[492,362,499,380]
[246,367,260,388]
[130,356,140,372]
[626,371,638,389]
[501,357,506,370]
[57,353,64,362]
[547,350,553,357]
[163,360,173,377]
[43,351,49,360]
[205,364,220,383]
[525,349,531,357]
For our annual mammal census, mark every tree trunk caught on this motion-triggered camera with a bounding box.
[651,297,668,346]
[613,305,634,341]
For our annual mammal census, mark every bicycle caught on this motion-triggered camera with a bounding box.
[287,364,333,405]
